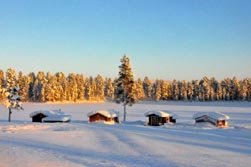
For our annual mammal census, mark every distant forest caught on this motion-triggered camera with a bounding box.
[0,68,250,102]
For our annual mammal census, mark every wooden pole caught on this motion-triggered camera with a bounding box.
[8,108,12,122]
[123,104,126,122]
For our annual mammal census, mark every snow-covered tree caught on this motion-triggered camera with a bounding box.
[179,80,188,101]
[135,78,145,100]
[216,82,223,101]
[0,69,5,102]
[104,78,115,100]
[55,72,68,101]
[114,55,137,121]
[143,76,153,99]
[232,77,240,100]
[17,71,29,102]
[33,71,47,102]
[95,74,105,101]
[161,80,171,100]
[240,79,248,101]
[76,74,85,101]
[193,80,200,101]
[85,76,96,101]
[153,79,161,101]
[3,68,23,122]
[171,80,179,100]
[199,77,210,101]
[247,78,251,101]
[187,81,193,101]
[27,72,36,101]
[67,73,78,101]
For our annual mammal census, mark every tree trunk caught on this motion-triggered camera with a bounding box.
[123,104,126,122]
[8,108,12,122]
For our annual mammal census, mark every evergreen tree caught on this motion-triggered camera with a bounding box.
[85,77,95,101]
[27,72,36,101]
[56,72,68,101]
[67,73,78,101]
[153,79,161,101]
[193,80,200,101]
[34,71,47,102]
[161,80,171,100]
[216,81,223,101]
[209,77,218,101]
[52,74,63,101]
[171,80,179,100]
[247,78,251,101]
[95,74,105,101]
[17,71,29,102]
[3,68,23,122]
[180,80,188,101]
[76,74,85,101]
[135,78,145,100]
[187,81,193,101]
[0,69,5,102]
[104,78,115,100]
[143,76,153,99]
[200,77,210,101]
[232,77,240,100]
[114,55,137,121]
[240,79,248,101]
[221,80,227,101]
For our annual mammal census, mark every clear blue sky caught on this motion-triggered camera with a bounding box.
[0,0,250,80]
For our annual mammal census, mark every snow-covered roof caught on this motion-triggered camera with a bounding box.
[30,110,71,122]
[87,110,118,118]
[193,112,230,121]
[144,110,178,118]
[42,114,71,122]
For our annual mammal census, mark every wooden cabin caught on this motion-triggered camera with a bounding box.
[87,110,119,124]
[193,112,229,127]
[144,110,177,126]
[30,110,71,123]
[30,113,47,122]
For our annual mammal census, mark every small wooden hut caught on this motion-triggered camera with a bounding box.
[30,110,71,123]
[87,110,119,124]
[193,111,230,127]
[144,110,177,126]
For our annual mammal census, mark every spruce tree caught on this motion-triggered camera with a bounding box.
[115,55,137,122]
[27,72,36,101]
[0,70,4,102]
[161,80,170,100]
[76,74,85,101]
[153,79,161,101]
[17,71,29,102]
[143,76,152,99]
[95,74,105,101]
[3,68,23,122]
[104,78,115,100]
[135,78,145,100]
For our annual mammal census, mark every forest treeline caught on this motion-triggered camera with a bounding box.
[0,68,250,102]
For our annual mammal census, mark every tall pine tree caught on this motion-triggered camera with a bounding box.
[115,55,137,122]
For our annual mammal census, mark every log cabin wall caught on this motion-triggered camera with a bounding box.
[89,113,108,122]
[32,113,47,122]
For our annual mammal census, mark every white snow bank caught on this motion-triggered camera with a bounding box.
[193,111,230,120]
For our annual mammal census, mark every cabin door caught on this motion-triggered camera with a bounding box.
[151,115,159,126]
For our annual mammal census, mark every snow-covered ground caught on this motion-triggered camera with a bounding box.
[1,101,251,167]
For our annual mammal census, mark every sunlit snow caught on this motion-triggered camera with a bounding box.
[1,101,251,167]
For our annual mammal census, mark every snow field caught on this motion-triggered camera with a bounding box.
[0,101,251,167]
